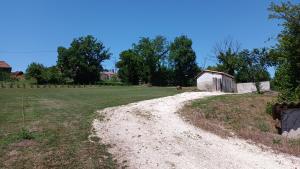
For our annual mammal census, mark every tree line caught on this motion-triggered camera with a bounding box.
[117,35,200,86]
[24,1,300,103]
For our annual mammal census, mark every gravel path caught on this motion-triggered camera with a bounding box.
[91,92,300,169]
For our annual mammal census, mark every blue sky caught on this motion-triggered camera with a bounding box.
[0,0,289,75]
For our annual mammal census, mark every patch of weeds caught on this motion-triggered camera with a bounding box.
[223,115,231,123]
[265,102,274,115]
[288,139,300,146]
[272,138,282,145]
[256,120,270,132]
[203,107,217,119]
[18,128,35,140]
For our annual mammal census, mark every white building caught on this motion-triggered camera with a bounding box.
[196,70,236,92]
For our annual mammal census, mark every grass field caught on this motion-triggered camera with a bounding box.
[0,86,180,169]
[180,93,300,156]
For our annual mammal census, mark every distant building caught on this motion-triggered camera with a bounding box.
[0,61,12,73]
[196,69,270,93]
[196,70,236,93]
[11,71,24,80]
[100,71,118,81]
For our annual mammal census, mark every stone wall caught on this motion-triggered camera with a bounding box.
[237,81,270,93]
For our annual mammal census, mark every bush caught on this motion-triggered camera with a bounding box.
[0,71,12,81]
[266,102,274,115]
[18,128,34,140]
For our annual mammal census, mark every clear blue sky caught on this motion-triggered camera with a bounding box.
[0,0,289,75]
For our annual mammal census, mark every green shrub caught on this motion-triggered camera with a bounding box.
[265,102,274,115]
[18,128,34,140]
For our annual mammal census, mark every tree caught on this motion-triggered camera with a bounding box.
[46,66,64,84]
[117,36,170,86]
[133,36,169,84]
[236,49,271,93]
[57,35,111,84]
[169,35,199,86]
[213,38,241,76]
[116,50,143,85]
[269,1,300,101]
[26,62,47,84]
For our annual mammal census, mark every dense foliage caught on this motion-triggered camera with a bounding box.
[268,1,300,101]
[116,35,200,86]
[235,48,271,83]
[26,63,64,84]
[169,36,200,86]
[211,46,271,84]
[57,35,111,84]
[116,50,143,85]
[26,35,111,84]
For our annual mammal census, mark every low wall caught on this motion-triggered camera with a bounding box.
[237,81,270,93]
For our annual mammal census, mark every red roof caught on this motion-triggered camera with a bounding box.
[195,69,234,79]
[0,61,11,68]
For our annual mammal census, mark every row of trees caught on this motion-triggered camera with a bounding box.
[116,35,200,86]
[207,41,271,84]
[26,36,111,84]
[24,1,299,103]
[206,1,300,102]
[26,35,200,86]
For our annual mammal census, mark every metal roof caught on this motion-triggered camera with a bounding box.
[195,70,235,79]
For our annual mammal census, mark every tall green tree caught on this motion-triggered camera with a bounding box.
[269,1,300,101]
[133,36,169,84]
[57,35,111,84]
[116,50,143,85]
[213,38,241,76]
[169,35,199,86]
[236,49,271,93]
[26,62,47,84]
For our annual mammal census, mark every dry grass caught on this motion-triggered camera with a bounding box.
[180,93,300,156]
[0,86,180,169]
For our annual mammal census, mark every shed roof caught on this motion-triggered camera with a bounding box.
[0,61,11,68]
[195,70,234,79]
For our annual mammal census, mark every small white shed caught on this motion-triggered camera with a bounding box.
[196,70,236,92]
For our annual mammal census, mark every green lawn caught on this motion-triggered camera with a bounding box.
[0,86,180,169]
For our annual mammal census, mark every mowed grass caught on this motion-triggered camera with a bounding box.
[0,86,180,169]
[180,93,300,156]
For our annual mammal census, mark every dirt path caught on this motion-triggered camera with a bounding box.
[91,92,300,169]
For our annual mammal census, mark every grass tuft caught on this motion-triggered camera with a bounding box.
[18,128,35,140]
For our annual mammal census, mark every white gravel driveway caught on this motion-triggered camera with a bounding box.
[91,92,300,169]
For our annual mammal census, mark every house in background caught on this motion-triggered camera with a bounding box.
[0,61,12,73]
[196,70,236,93]
[11,71,24,80]
[100,71,118,81]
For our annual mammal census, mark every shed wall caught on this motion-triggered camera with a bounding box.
[197,72,222,91]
